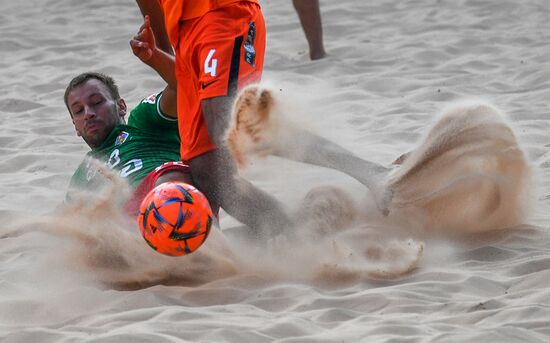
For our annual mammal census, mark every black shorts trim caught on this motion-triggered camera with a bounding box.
[227,35,244,98]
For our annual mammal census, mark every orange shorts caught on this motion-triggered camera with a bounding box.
[175,1,266,161]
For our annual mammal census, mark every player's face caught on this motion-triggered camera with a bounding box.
[67,79,126,149]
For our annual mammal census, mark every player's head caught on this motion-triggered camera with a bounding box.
[64,72,127,149]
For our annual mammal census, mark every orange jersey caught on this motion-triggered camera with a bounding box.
[158,0,259,48]
[174,2,266,160]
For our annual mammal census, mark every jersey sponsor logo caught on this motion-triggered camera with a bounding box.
[115,131,129,146]
[244,44,255,66]
[244,22,256,66]
[204,49,218,77]
[142,94,157,105]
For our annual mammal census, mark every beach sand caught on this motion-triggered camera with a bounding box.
[1,0,550,341]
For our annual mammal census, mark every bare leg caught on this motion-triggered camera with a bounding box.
[226,86,392,214]
[189,148,293,238]
[154,170,193,186]
[195,96,294,238]
[276,128,392,214]
[292,0,326,60]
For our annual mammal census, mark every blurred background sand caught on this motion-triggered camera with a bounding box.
[1,0,550,341]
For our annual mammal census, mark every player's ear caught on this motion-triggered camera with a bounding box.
[117,98,127,118]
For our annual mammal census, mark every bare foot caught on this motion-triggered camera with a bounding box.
[226,85,278,168]
[310,49,326,60]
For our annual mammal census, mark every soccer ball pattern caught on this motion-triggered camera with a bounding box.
[137,182,213,256]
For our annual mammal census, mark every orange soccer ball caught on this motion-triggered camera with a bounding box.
[137,182,213,256]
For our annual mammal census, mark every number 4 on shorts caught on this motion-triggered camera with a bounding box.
[204,49,218,77]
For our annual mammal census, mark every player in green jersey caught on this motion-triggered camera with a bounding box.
[64,72,193,215]
[66,79,178,190]
[64,16,193,215]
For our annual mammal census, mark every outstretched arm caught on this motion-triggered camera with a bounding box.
[130,15,177,117]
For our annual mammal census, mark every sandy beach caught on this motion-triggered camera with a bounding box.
[1,0,550,342]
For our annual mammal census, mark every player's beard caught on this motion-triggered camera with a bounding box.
[82,105,122,149]
[83,124,110,149]
[82,115,118,149]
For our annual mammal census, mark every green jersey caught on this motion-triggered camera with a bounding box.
[67,92,180,197]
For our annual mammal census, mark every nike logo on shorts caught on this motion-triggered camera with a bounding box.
[201,80,217,89]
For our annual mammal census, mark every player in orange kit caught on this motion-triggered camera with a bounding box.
[135,0,391,237]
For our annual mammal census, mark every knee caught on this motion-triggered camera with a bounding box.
[154,170,193,187]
